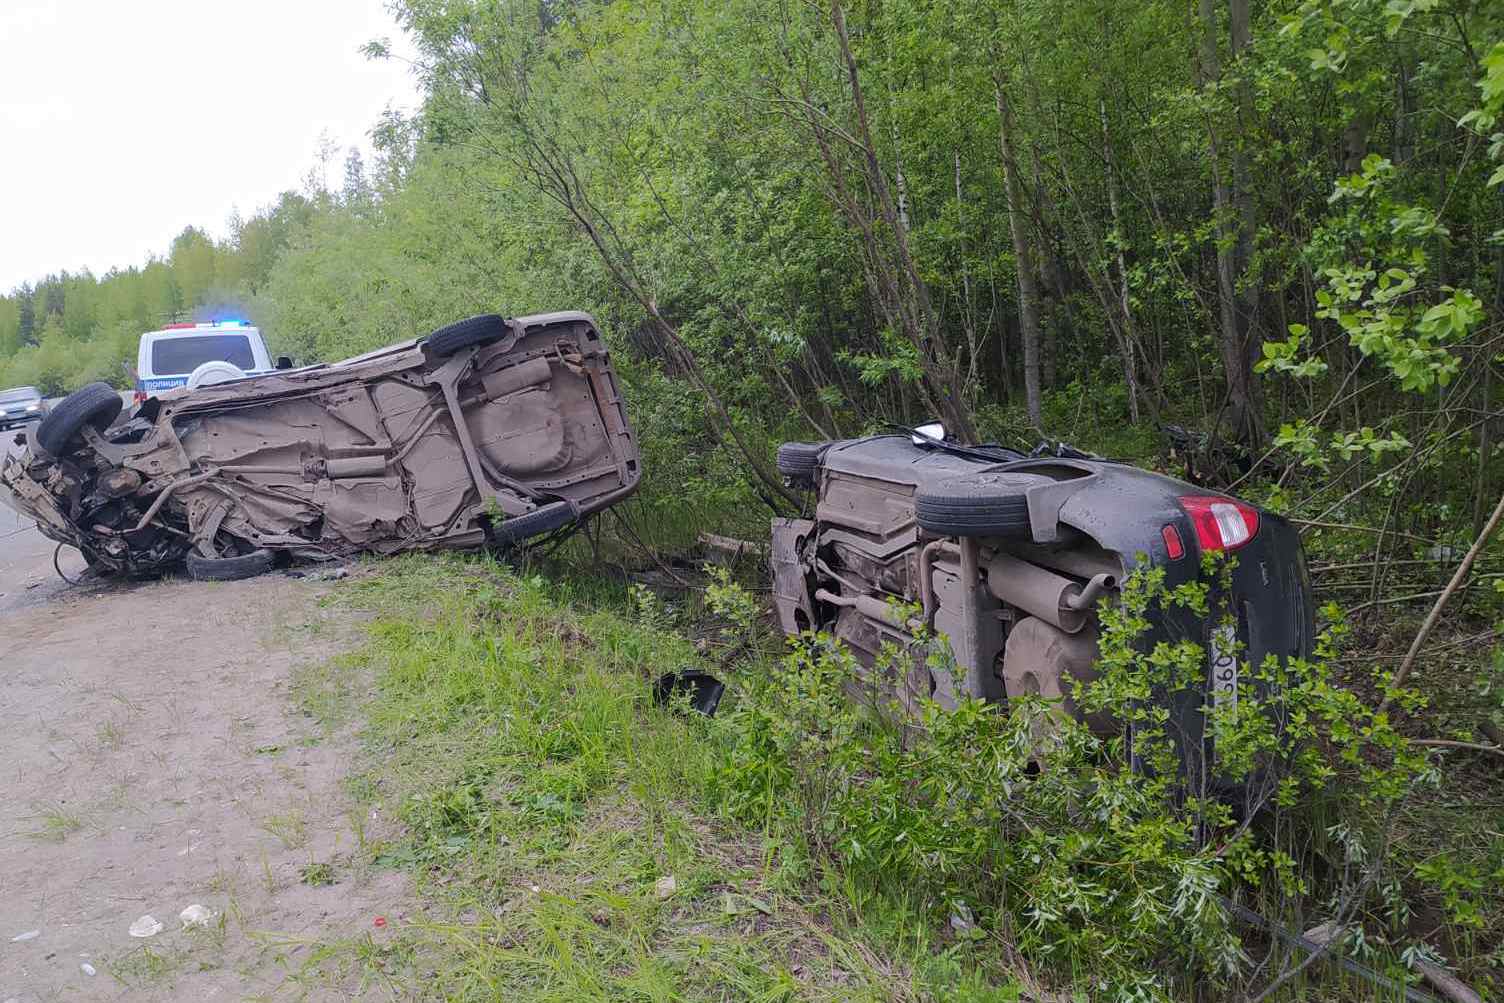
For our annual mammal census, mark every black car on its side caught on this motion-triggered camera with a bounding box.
[770,427,1314,808]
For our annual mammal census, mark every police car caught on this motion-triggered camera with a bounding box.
[134,321,274,403]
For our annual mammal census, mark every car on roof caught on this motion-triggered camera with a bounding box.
[770,427,1313,808]
[0,386,47,430]
[134,320,277,403]
[1,312,640,580]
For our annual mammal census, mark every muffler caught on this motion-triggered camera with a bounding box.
[984,551,1114,633]
[326,455,389,479]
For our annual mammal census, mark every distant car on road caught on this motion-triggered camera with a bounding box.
[134,320,276,403]
[0,386,47,430]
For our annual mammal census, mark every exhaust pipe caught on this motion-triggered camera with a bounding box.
[984,551,1114,634]
[814,588,921,631]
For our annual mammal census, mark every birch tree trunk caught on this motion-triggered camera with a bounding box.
[1100,95,1141,424]
[995,76,1044,428]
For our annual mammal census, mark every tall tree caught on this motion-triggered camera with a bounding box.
[994,72,1044,429]
[1200,0,1263,448]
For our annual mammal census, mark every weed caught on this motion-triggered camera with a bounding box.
[260,810,308,850]
[259,851,281,895]
[291,653,364,731]
[27,801,83,842]
[346,805,371,859]
[206,864,239,894]
[107,944,179,987]
[95,717,125,751]
[300,860,338,886]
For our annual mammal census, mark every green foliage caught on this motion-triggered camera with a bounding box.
[713,559,1435,996]
[293,552,1028,1000]
[1301,155,1480,394]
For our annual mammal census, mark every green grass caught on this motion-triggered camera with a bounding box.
[260,810,309,850]
[270,545,1504,1001]
[107,944,179,988]
[284,553,1027,1001]
[27,800,84,842]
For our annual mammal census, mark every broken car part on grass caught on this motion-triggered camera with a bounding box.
[653,668,726,717]
[0,313,640,581]
[771,430,1315,807]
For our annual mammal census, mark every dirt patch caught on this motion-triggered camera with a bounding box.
[0,569,406,1001]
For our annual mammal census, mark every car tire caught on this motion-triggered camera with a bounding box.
[776,441,834,489]
[185,548,275,582]
[423,314,509,358]
[915,474,1033,539]
[493,500,576,544]
[34,382,123,457]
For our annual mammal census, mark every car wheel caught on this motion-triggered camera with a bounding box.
[187,360,248,388]
[776,441,834,489]
[915,474,1033,539]
[34,382,123,457]
[423,314,510,358]
[493,500,576,544]
[185,548,275,582]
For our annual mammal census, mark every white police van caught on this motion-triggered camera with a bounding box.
[134,321,274,403]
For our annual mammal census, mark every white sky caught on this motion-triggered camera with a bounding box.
[0,0,421,292]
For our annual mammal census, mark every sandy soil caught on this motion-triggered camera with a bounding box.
[0,479,406,999]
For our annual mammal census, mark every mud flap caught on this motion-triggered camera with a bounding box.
[770,517,815,634]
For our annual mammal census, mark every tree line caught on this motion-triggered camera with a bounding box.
[5,0,1501,546]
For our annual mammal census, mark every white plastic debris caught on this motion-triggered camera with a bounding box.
[10,929,39,942]
[128,914,164,938]
[653,875,677,900]
[80,962,97,976]
[179,904,214,929]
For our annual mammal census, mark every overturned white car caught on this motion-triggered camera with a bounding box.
[2,313,641,580]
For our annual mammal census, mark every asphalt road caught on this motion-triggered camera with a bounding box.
[0,429,89,615]
[0,391,154,614]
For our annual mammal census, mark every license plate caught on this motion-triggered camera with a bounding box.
[1210,623,1238,710]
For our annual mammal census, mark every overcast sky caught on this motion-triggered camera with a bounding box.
[0,1,421,292]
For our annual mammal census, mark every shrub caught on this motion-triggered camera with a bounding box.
[714,560,1435,997]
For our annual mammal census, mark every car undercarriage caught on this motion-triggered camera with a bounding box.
[0,312,640,579]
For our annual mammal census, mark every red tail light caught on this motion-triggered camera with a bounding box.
[1178,495,1259,552]
[1161,523,1185,560]
[132,391,148,405]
